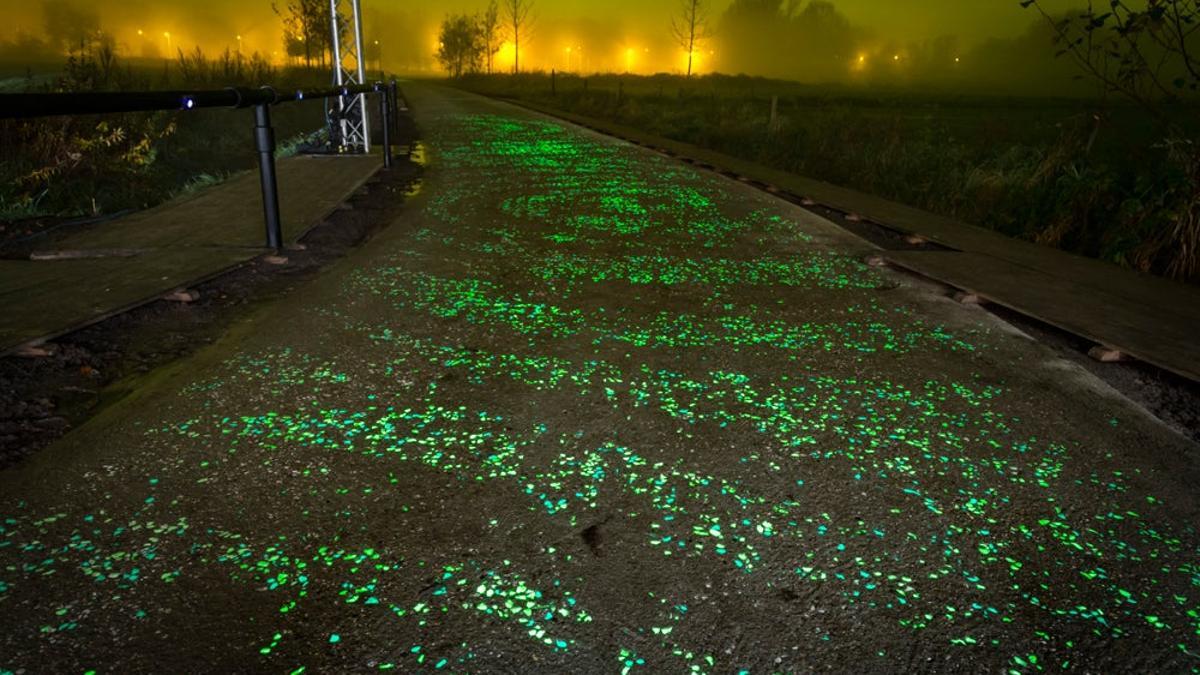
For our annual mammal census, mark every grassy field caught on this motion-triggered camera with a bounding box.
[458,72,1200,283]
[0,50,330,234]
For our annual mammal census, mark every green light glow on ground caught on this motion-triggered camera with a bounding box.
[0,109,1197,673]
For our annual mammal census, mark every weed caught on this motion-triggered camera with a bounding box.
[0,45,328,225]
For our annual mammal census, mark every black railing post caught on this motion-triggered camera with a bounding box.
[253,103,283,250]
[378,87,393,169]
[0,82,386,254]
[389,79,400,135]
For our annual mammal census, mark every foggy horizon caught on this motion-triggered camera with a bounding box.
[0,0,1105,94]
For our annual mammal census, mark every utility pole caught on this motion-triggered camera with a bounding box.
[329,0,370,153]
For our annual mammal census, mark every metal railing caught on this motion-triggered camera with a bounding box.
[0,80,402,251]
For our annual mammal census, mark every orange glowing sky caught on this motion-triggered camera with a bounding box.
[0,0,1089,75]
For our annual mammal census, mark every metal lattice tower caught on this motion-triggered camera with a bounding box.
[329,0,370,153]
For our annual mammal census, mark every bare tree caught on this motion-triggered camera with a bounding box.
[503,0,535,74]
[673,0,710,77]
[480,0,502,74]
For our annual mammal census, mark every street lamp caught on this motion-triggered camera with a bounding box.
[163,31,172,55]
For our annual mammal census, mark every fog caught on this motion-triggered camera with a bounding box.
[0,0,1106,94]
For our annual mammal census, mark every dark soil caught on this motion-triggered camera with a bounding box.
[0,137,422,469]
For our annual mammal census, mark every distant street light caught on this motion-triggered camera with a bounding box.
[164,31,172,54]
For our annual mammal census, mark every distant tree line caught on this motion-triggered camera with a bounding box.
[718,0,902,82]
[427,0,1042,87]
[436,0,534,77]
[273,0,333,69]
[0,0,333,72]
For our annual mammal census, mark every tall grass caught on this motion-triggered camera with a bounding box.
[460,72,1200,283]
[0,43,329,225]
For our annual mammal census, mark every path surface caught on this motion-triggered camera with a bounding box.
[503,99,1200,383]
[0,153,380,352]
[1,84,1198,673]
